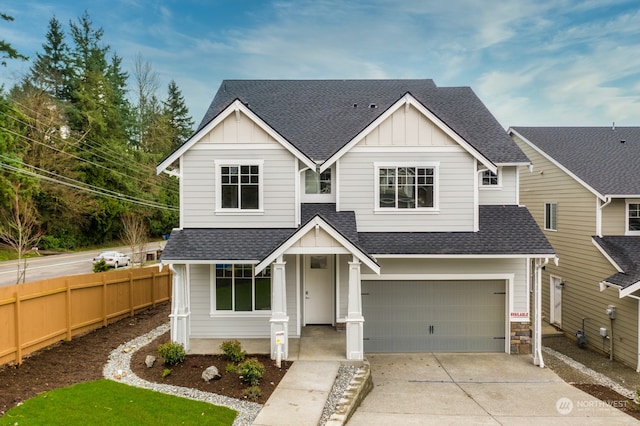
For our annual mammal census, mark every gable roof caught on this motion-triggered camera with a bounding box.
[189,80,527,165]
[593,236,640,296]
[359,205,555,257]
[510,127,640,198]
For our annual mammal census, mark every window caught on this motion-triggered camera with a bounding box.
[628,202,640,233]
[305,169,331,194]
[215,264,271,312]
[545,202,557,231]
[481,170,499,186]
[216,160,263,211]
[377,165,436,209]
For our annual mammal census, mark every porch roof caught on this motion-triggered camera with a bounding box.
[593,236,640,294]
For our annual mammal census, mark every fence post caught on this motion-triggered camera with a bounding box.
[151,268,156,307]
[14,290,22,365]
[129,272,134,317]
[65,279,72,341]
[102,273,107,327]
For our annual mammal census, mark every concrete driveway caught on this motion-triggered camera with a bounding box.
[349,353,637,425]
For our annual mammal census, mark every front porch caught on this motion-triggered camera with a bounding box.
[189,325,347,361]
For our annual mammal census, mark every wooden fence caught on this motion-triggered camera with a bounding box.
[0,265,172,366]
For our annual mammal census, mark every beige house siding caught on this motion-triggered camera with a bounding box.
[602,199,628,236]
[514,134,638,368]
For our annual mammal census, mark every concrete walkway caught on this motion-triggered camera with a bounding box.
[252,361,341,426]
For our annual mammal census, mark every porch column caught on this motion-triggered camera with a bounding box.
[532,259,545,367]
[346,257,364,360]
[169,264,190,351]
[270,257,289,359]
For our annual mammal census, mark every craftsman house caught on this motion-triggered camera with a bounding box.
[157,80,555,362]
[511,127,640,370]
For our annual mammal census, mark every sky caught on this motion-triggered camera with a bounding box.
[2,0,640,129]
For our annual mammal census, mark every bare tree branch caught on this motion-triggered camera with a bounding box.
[120,213,148,267]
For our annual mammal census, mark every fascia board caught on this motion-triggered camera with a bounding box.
[508,128,606,202]
[620,281,640,298]
[157,99,316,174]
[255,217,380,274]
[320,93,497,173]
[373,253,557,259]
[591,237,624,273]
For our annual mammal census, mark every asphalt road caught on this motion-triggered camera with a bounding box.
[0,244,163,287]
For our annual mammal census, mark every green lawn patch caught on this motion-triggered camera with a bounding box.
[0,379,237,426]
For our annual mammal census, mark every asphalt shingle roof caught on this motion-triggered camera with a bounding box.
[358,205,556,255]
[511,127,640,196]
[161,205,555,261]
[592,236,640,288]
[196,80,527,164]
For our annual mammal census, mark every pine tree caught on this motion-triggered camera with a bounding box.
[0,13,28,66]
[164,80,194,152]
[28,16,71,99]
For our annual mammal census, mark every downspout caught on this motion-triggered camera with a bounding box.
[624,294,640,372]
[533,257,549,368]
[596,196,612,238]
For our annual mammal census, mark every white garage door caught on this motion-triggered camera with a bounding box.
[362,280,506,352]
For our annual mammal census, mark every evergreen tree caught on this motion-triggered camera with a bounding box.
[0,13,28,66]
[164,80,194,152]
[27,16,71,99]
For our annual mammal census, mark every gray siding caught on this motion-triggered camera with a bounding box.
[182,147,296,228]
[338,150,475,232]
[479,166,519,205]
[515,134,638,369]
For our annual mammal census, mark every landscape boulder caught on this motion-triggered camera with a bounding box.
[202,366,221,382]
[145,355,156,368]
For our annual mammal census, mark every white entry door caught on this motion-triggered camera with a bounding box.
[304,255,333,324]
[550,276,562,327]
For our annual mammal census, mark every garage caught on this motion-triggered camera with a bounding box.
[362,280,506,352]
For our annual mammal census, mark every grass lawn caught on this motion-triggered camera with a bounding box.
[0,379,237,425]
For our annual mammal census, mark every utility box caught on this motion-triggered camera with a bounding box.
[599,327,608,337]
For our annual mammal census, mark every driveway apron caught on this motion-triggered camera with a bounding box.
[349,353,637,425]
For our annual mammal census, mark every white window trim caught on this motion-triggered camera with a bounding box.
[480,167,502,190]
[373,162,440,213]
[214,159,264,214]
[301,166,336,203]
[626,199,640,235]
[209,264,272,316]
[544,202,557,231]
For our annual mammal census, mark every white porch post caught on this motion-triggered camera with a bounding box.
[346,257,364,360]
[270,257,289,359]
[532,259,545,367]
[169,264,190,351]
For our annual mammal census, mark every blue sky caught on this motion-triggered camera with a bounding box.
[2,0,640,129]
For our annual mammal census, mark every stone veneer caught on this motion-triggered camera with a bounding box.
[510,322,531,354]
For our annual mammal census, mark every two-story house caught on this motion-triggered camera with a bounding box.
[157,80,555,363]
[511,126,640,370]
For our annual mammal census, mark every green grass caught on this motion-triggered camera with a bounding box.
[0,379,237,426]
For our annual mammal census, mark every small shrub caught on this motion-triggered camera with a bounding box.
[236,358,265,386]
[162,368,172,378]
[158,342,186,366]
[225,363,237,374]
[220,340,246,363]
[93,259,109,273]
[243,385,262,401]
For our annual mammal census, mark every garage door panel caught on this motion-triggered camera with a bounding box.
[363,280,506,353]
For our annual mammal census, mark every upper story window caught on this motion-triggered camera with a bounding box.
[376,163,438,210]
[215,160,263,212]
[627,202,640,234]
[544,202,557,231]
[305,169,332,194]
[213,264,271,312]
[481,170,499,186]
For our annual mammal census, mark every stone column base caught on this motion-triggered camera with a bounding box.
[510,322,531,354]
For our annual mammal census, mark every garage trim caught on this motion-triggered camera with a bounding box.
[361,273,514,353]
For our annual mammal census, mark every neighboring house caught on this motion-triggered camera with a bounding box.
[510,126,640,370]
[157,80,555,363]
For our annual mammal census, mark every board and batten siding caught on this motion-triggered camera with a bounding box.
[364,258,528,316]
[339,150,475,232]
[181,111,296,228]
[187,261,299,339]
[514,134,639,368]
[479,166,519,205]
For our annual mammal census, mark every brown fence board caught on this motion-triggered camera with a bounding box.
[0,265,171,366]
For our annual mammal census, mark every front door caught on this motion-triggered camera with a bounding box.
[550,275,562,327]
[304,255,333,324]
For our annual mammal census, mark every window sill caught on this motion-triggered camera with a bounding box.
[215,210,265,216]
[479,186,503,190]
[374,208,440,214]
[209,311,272,318]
